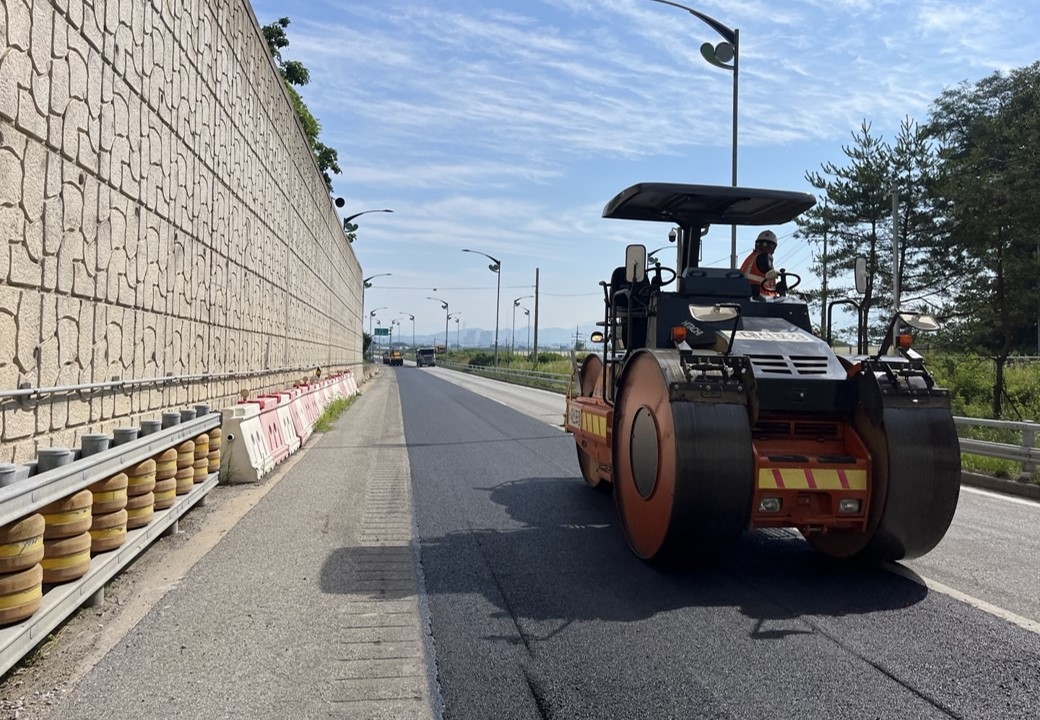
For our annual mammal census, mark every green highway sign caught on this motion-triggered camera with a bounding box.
[374,328,390,336]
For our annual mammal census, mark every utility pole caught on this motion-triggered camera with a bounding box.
[533,268,540,362]
[891,183,900,313]
[820,204,829,337]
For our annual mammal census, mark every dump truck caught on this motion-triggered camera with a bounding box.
[416,348,437,367]
[564,183,960,563]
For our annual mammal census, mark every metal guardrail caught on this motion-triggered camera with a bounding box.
[0,416,222,676]
[436,362,1039,478]
[439,361,573,393]
[954,417,1039,477]
[0,363,364,402]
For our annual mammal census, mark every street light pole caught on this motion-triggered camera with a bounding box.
[448,312,461,349]
[520,306,531,355]
[512,295,533,355]
[399,313,415,349]
[427,297,450,354]
[647,0,739,267]
[368,307,388,358]
[462,249,502,366]
[455,317,461,349]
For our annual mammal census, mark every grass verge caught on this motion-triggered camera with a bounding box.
[313,396,356,433]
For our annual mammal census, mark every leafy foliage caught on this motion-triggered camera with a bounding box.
[925,61,1040,415]
[261,17,341,191]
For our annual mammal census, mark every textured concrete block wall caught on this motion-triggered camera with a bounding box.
[0,0,362,461]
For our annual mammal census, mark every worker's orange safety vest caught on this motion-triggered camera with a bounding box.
[740,250,776,297]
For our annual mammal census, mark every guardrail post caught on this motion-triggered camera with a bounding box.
[1021,426,1036,481]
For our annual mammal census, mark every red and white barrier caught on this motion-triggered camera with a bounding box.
[221,370,362,484]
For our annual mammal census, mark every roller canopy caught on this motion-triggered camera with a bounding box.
[603,183,816,228]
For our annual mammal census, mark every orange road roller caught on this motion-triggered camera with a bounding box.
[565,183,960,562]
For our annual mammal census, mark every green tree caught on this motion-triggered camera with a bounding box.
[798,119,940,344]
[926,61,1040,416]
[262,17,341,191]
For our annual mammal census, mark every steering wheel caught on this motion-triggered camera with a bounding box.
[651,265,677,288]
[776,269,801,296]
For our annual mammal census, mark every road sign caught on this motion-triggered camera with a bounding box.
[374,328,389,336]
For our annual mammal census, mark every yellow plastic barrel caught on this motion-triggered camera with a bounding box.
[42,531,91,583]
[0,514,45,574]
[89,472,128,515]
[90,509,128,554]
[41,489,93,539]
[0,564,43,626]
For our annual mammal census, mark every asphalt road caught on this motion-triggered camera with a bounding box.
[399,366,1040,720]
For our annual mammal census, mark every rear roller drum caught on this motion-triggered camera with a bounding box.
[613,351,754,561]
[575,354,610,491]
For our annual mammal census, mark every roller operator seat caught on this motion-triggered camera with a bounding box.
[610,266,651,349]
[679,266,752,299]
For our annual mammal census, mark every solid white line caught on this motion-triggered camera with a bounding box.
[961,484,1040,508]
[884,562,1040,636]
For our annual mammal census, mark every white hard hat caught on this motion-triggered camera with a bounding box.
[756,230,778,246]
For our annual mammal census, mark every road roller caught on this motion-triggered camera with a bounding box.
[564,183,961,562]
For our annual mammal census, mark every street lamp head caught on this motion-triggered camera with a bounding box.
[462,248,501,272]
[341,208,395,240]
[363,273,392,289]
[701,41,735,69]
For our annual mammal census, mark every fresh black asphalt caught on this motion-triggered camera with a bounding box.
[397,367,1040,720]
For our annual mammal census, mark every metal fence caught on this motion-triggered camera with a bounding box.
[954,417,1039,478]
[436,362,1039,478]
[438,361,574,393]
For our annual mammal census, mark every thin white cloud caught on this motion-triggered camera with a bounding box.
[249,0,1040,331]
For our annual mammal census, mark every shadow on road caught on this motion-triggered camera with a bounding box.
[320,475,929,641]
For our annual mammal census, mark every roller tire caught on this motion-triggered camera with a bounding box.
[613,350,754,562]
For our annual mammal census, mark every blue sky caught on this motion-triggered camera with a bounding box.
[249,0,1038,344]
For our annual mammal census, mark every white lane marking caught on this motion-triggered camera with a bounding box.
[961,484,1040,508]
[884,562,1040,636]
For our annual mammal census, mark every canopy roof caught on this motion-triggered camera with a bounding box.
[603,183,816,229]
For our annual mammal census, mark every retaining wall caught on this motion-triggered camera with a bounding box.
[0,0,363,462]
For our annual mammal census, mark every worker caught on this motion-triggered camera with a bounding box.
[741,230,780,298]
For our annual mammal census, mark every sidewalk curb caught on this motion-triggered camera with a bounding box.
[961,471,1040,501]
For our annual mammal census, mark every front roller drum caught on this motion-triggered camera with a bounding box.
[613,351,754,561]
[807,391,961,561]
